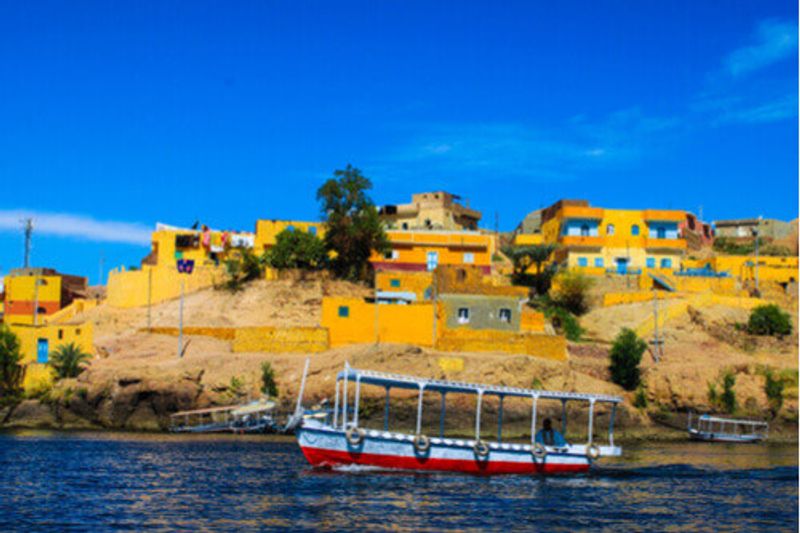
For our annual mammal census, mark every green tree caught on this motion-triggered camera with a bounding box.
[747,304,793,337]
[609,328,647,391]
[50,342,92,379]
[551,270,594,315]
[763,370,784,418]
[503,244,558,294]
[222,248,264,292]
[265,229,327,270]
[260,362,278,398]
[720,371,737,413]
[546,306,584,341]
[0,325,24,406]
[317,165,390,281]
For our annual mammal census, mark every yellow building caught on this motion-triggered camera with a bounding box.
[254,220,326,254]
[540,200,686,274]
[3,268,87,326]
[106,223,254,308]
[9,322,94,391]
[513,233,544,246]
[370,230,496,274]
[379,191,481,230]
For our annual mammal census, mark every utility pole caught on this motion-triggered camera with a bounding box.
[753,215,762,294]
[178,277,185,358]
[98,254,105,286]
[22,218,33,268]
[650,289,662,363]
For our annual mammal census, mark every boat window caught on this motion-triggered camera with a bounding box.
[499,308,512,323]
[457,307,470,324]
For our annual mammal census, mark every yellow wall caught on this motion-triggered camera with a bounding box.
[684,256,799,283]
[45,299,99,325]
[436,329,567,361]
[513,233,544,246]
[321,297,435,347]
[254,220,325,253]
[233,327,329,353]
[10,322,94,391]
[603,291,682,306]
[372,230,494,271]
[3,274,63,325]
[106,264,224,308]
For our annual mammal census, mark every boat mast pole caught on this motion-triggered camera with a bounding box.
[333,379,340,428]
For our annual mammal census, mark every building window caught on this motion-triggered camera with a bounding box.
[338,306,349,318]
[58,329,63,340]
[646,257,656,268]
[457,308,470,324]
[463,252,474,264]
[499,308,512,323]
[308,226,317,236]
[657,226,666,239]
[580,224,590,237]
[390,279,400,288]
[402,222,408,230]
[607,224,615,236]
[76,328,81,335]
[631,225,640,236]
[594,258,604,268]
[578,257,588,267]
[660,258,672,269]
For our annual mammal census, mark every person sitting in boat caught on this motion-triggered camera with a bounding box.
[535,418,567,447]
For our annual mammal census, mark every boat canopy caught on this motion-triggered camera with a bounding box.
[696,414,768,428]
[337,367,622,404]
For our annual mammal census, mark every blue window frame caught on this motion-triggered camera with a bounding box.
[37,338,49,364]
[390,279,400,288]
[338,306,349,318]
[631,224,640,236]
[657,226,666,239]
[577,257,588,267]
[646,257,656,268]
[660,258,672,268]
[594,257,604,268]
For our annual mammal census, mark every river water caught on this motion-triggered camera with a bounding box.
[0,431,796,531]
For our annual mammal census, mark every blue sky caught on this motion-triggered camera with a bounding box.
[0,1,797,284]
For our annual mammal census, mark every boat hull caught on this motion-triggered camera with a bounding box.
[688,429,763,443]
[297,422,619,475]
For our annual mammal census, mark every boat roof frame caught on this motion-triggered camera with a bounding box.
[697,414,768,427]
[338,367,622,404]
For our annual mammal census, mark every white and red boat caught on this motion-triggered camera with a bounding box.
[295,363,623,475]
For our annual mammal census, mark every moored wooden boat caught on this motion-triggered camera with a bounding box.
[687,413,768,443]
[295,363,623,474]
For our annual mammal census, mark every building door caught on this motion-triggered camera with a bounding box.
[37,338,49,364]
[426,251,439,271]
[616,258,628,275]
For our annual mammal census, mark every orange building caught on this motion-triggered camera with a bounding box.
[370,230,495,274]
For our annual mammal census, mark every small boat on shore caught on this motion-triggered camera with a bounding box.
[295,363,622,475]
[687,413,768,443]
[170,398,278,434]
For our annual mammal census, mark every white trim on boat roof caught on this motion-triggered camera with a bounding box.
[338,367,622,403]
[697,415,768,426]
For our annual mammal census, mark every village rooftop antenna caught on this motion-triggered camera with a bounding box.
[22,218,33,268]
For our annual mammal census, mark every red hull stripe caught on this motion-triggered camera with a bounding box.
[300,445,589,475]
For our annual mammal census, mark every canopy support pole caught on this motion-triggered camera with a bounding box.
[588,399,595,445]
[383,386,391,431]
[561,399,567,437]
[475,390,484,441]
[439,393,446,438]
[416,384,425,435]
[530,395,539,445]
[342,365,349,428]
[609,404,616,446]
[497,395,504,443]
[353,376,361,427]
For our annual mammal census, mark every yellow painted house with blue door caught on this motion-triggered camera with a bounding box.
[541,199,686,274]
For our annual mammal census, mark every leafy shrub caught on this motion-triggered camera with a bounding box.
[222,248,265,292]
[763,370,784,417]
[720,371,737,413]
[546,307,584,342]
[260,362,278,398]
[608,328,647,391]
[551,270,594,315]
[747,304,792,337]
[265,229,327,270]
[633,385,648,409]
[50,342,92,379]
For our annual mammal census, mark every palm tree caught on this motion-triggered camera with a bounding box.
[50,342,92,379]
[0,324,24,405]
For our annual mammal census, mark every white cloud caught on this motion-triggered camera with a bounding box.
[0,210,151,246]
[725,19,798,77]
[718,95,798,124]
